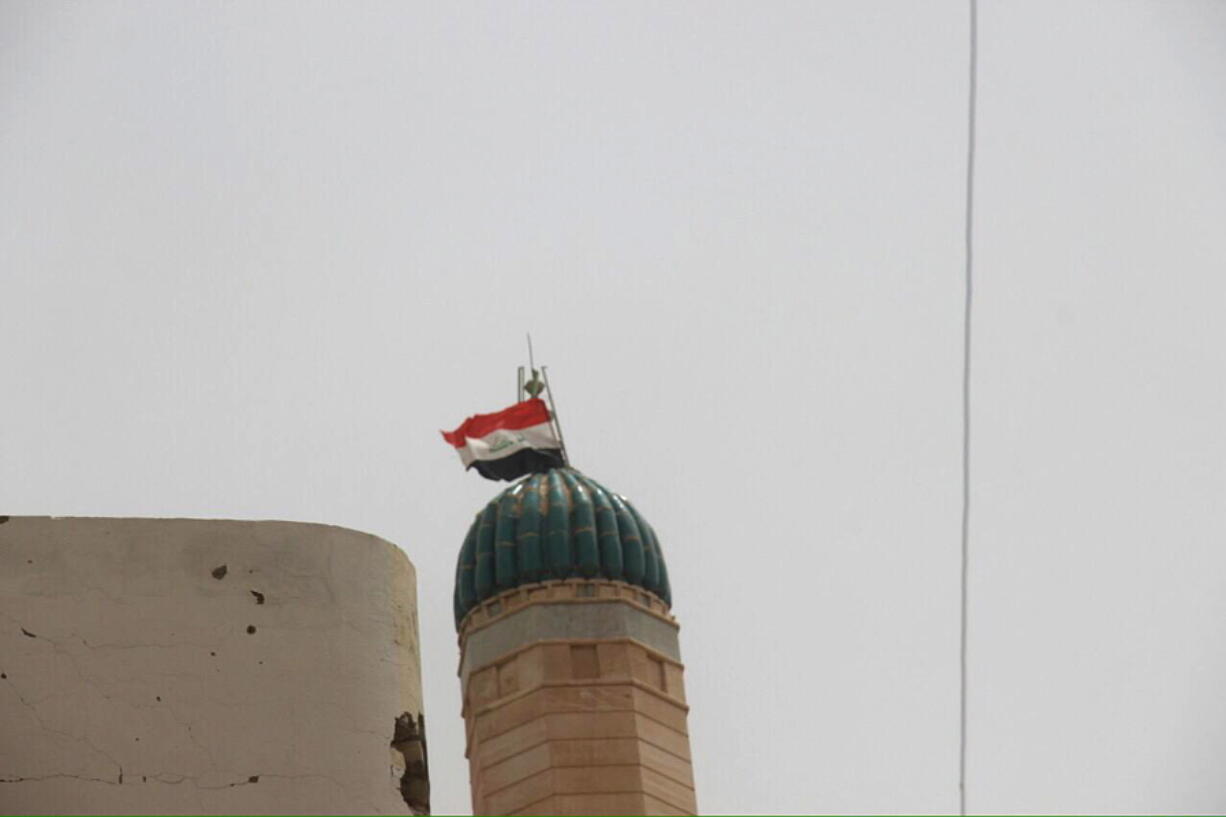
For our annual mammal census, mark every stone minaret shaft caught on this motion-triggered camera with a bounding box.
[458,579,696,816]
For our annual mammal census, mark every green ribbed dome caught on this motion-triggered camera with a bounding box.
[453,468,671,629]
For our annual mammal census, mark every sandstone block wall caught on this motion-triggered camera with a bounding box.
[0,517,427,816]
[459,582,695,816]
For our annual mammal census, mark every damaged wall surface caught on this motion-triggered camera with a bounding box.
[0,516,427,815]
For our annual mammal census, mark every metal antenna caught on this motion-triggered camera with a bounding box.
[540,365,569,466]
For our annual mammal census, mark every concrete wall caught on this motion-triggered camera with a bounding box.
[0,517,427,815]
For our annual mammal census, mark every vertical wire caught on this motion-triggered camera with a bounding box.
[959,0,978,815]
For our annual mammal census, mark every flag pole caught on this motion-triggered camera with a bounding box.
[540,365,569,467]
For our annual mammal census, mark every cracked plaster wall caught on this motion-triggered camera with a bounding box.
[0,516,424,815]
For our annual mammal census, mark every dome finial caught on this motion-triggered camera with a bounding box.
[518,333,568,467]
[523,369,545,398]
[521,334,545,398]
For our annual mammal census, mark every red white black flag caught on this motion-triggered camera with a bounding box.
[441,398,564,481]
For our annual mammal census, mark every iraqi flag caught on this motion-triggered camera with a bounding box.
[441,398,564,481]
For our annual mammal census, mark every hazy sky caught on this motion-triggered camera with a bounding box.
[3,1,1226,813]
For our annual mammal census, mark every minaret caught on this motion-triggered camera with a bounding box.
[453,468,696,816]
